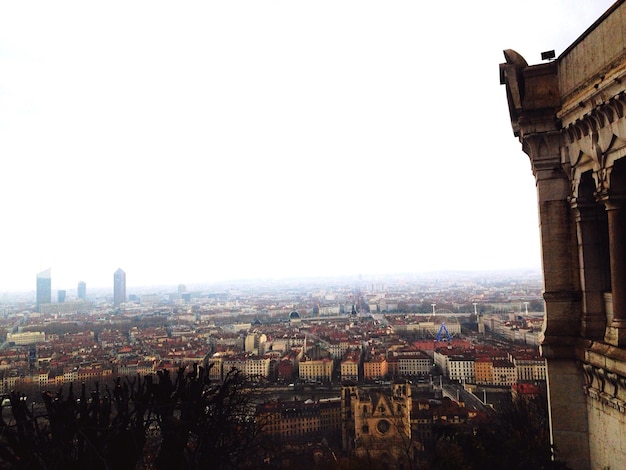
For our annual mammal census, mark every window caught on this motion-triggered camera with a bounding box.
[377,419,391,434]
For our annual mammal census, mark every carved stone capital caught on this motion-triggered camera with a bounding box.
[594,166,614,203]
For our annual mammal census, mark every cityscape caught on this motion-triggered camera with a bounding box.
[1,267,550,467]
[2,0,625,468]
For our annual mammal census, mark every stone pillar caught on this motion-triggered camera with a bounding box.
[602,193,626,345]
[571,198,608,340]
[526,134,590,470]
[545,360,591,470]
[528,135,581,354]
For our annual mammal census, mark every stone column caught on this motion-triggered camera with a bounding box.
[602,193,626,345]
[528,136,581,355]
[544,360,590,470]
[526,134,590,470]
[571,197,608,340]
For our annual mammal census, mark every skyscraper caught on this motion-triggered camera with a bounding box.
[36,269,51,309]
[57,290,66,303]
[77,281,86,300]
[113,268,126,306]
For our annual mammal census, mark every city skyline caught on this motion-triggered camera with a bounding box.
[16,265,542,299]
[0,1,615,292]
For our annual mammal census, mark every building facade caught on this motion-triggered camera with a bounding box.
[340,350,360,382]
[256,398,342,443]
[6,331,45,346]
[299,357,333,382]
[397,352,431,377]
[500,2,626,468]
[363,354,388,381]
[341,382,419,467]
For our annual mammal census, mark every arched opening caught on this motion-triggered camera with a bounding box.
[605,158,626,329]
[575,170,610,339]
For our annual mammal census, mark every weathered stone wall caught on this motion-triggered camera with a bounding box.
[588,397,626,470]
[559,2,626,101]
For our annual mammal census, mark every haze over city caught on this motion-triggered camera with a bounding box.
[0,1,614,291]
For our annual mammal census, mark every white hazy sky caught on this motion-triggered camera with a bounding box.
[0,1,617,292]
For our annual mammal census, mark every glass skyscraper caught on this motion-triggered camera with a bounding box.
[77,281,86,300]
[36,268,51,310]
[113,268,126,306]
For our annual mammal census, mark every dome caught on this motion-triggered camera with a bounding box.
[289,310,301,320]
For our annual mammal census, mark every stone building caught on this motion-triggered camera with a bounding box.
[298,356,333,382]
[411,397,476,450]
[341,382,420,469]
[500,2,626,468]
[255,397,342,443]
[363,353,388,381]
[6,331,45,346]
[340,349,360,381]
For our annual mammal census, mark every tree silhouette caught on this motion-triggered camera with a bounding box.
[425,396,569,470]
[0,365,262,469]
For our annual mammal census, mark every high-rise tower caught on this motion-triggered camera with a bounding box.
[77,281,86,300]
[36,268,52,310]
[113,268,126,306]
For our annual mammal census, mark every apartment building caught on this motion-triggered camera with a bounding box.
[256,397,342,442]
[244,355,270,379]
[492,360,516,387]
[340,350,360,382]
[363,354,388,381]
[509,352,547,382]
[474,357,494,385]
[448,355,475,383]
[7,331,45,345]
[396,351,431,377]
[299,357,333,382]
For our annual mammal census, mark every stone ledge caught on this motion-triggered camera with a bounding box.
[540,334,578,359]
[583,339,626,375]
[582,346,626,412]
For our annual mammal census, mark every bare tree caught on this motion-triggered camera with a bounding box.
[0,364,263,469]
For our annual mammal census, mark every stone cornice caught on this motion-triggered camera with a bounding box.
[558,57,626,128]
[562,92,626,169]
[584,340,626,371]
